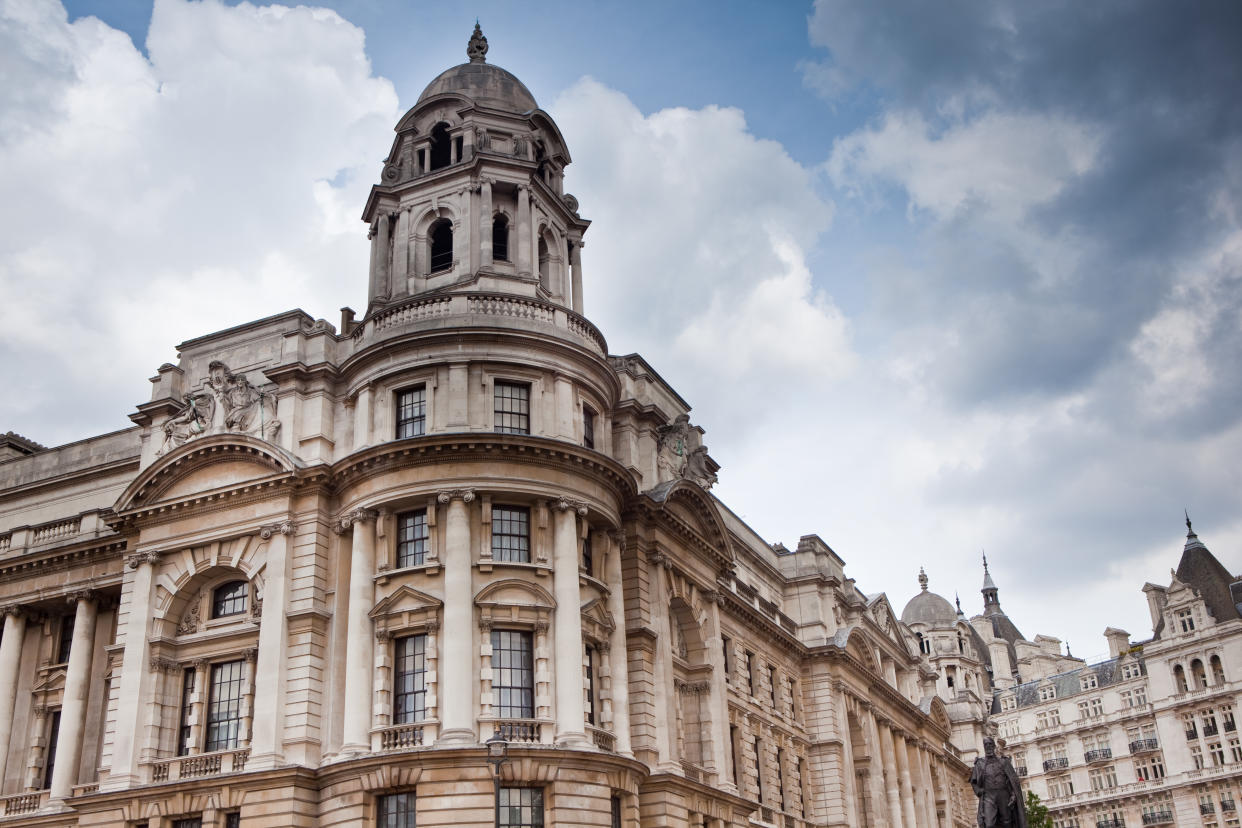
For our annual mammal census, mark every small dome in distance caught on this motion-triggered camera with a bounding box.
[901,567,959,628]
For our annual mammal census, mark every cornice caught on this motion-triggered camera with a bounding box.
[331,433,638,499]
[0,539,126,585]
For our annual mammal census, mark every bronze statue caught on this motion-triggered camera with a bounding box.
[971,737,1026,828]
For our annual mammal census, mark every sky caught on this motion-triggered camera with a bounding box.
[2,0,1241,664]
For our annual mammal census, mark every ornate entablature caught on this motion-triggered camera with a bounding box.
[157,361,281,457]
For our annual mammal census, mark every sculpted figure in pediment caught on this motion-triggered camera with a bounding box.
[157,360,281,456]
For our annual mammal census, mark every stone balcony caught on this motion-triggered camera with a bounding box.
[149,748,250,782]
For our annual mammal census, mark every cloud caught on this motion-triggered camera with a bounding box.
[0,0,399,443]
[551,78,850,435]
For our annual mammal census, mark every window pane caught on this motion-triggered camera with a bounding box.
[42,711,61,789]
[491,630,534,719]
[396,387,426,438]
[394,635,427,724]
[377,792,417,828]
[499,787,543,828]
[583,406,595,449]
[212,581,248,618]
[491,506,530,563]
[397,510,430,568]
[494,382,530,434]
[177,668,195,755]
[172,819,202,828]
[205,660,245,751]
[57,614,75,664]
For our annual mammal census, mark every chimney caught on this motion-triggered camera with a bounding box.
[1103,627,1131,658]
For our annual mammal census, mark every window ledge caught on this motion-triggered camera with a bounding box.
[475,560,552,576]
[376,562,440,583]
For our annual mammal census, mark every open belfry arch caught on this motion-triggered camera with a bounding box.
[0,24,974,828]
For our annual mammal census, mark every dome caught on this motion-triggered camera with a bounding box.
[901,568,959,627]
[416,25,537,113]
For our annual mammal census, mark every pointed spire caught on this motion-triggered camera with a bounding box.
[981,550,997,592]
[467,22,489,64]
[918,567,929,591]
[1184,511,1207,553]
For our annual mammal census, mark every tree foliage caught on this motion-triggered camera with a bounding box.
[1026,790,1053,828]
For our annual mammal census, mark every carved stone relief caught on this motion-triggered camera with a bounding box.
[656,414,718,489]
[157,360,281,456]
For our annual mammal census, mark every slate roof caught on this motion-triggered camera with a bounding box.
[1176,529,1241,626]
[1003,654,1145,711]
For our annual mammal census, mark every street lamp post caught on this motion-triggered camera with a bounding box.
[486,730,510,828]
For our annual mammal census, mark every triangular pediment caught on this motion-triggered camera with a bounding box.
[371,585,443,619]
[580,596,615,632]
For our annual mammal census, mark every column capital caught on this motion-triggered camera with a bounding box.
[149,656,180,673]
[336,508,379,533]
[375,629,394,642]
[242,647,258,663]
[259,520,294,539]
[478,618,493,632]
[125,549,162,569]
[552,497,587,516]
[533,619,549,634]
[700,589,720,605]
[436,488,476,504]
[0,604,25,619]
[424,620,441,634]
[65,589,96,606]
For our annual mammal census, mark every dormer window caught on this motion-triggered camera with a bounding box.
[1081,674,1098,691]
[429,122,451,171]
[429,219,453,273]
[1176,608,1195,632]
[1039,684,1057,701]
[211,581,248,619]
[493,214,510,261]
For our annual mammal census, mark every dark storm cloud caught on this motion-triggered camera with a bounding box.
[809,0,1242,414]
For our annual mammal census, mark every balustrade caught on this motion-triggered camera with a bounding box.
[378,723,425,751]
[148,749,249,782]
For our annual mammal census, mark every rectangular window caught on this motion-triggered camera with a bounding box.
[722,636,733,684]
[396,387,426,438]
[492,630,534,719]
[610,794,622,828]
[798,757,808,817]
[745,651,755,696]
[499,787,543,828]
[491,506,530,563]
[394,635,427,724]
[730,725,740,785]
[172,820,202,828]
[224,814,240,828]
[494,382,530,435]
[583,406,596,449]
[56,614,75,664]
[768,665,778,707]
[581,532,593,575]
[397,510,430,568]
[377,792,416,828]
[204,660,245,752]
[776,747,786,808]
[752,737,764,801]
[1177,608,1195,632]
[585,644,597,726]
[42,711,61,790]
[177,667,195,755]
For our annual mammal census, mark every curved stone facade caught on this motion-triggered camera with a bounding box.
[0,28,973,828]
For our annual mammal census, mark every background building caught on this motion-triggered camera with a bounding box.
[910,524,1242,828]
[0,30,971,828]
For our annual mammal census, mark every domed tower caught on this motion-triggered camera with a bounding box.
[901,568,991,760]
[362,24,588,316]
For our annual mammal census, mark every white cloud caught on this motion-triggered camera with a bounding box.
[0,0,399,441]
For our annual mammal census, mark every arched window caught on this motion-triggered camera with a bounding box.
[537,236,550,290]
[1211,654,1226,685]
[428,122,451,171]
[1174,663,1188,693]
[211,580,248,618]
[429,218,453,273]
[1191,658,1208,690]
[492,214,509,261]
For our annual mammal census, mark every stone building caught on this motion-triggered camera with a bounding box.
[914,522,1242,828]
[0,28,971,828]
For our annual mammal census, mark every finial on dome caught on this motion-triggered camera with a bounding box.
[467,22,489,64]
[982,550,989,572]
[918,567,928,591]
[1185,509,1194,535]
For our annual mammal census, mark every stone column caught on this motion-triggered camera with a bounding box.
[704,594,735,792]
[392,208,410,291]
[438,489,475,744]
[836,691,859,827]
[878,721,904,828]
[50,591,98,800]
[480,179,494,267]
[552,499,588,746]
[603,532,632,756]
[0,606,26,785]
[108,551,162,788]
[341,509,378,753]
[249,521,293,767]
[517,185,532,277]
[648,550,677,770]
[894,732,918,828]
[917,745,939,828]
[375,212,391,300]
[570,241,584,315]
